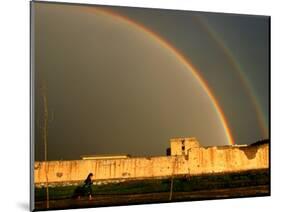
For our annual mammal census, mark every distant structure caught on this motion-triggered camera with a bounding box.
[81,154,131,160]
[34,137,269,186]
[169,137,200,156]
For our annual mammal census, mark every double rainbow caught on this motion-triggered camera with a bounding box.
[79,6,236,145]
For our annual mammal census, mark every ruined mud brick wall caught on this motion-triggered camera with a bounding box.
[187,143,269,174]
[34,143,268,185]
[34,156,189,185]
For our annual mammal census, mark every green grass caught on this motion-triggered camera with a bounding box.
[35,169,269,201]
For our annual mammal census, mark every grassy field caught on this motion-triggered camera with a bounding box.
[35,169,269,202]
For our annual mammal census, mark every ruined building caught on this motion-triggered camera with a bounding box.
[34,138,269,186]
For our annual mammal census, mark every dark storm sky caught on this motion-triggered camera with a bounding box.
[33,2,269,161]
[111,6,269,137]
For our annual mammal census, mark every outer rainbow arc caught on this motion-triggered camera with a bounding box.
[79,6,235,145]
[194,15,268,138]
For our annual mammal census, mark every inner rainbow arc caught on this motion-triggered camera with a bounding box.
[80,6,235,145]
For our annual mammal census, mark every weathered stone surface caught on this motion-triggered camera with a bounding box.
[34,139,269,184]
[170,137,200,156]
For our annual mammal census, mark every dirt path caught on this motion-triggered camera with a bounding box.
[35,185,269,210]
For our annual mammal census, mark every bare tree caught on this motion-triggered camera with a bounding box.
[40,84,52,209]
[169,156,177,201]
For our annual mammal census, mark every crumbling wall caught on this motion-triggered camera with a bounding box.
[34,156,189,184]
[34,143,269,185]
[187,144,269,174]
[170,137,200,156]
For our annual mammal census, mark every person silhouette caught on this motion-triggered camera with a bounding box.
[82,173,94,200]
[73,172,94,200]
